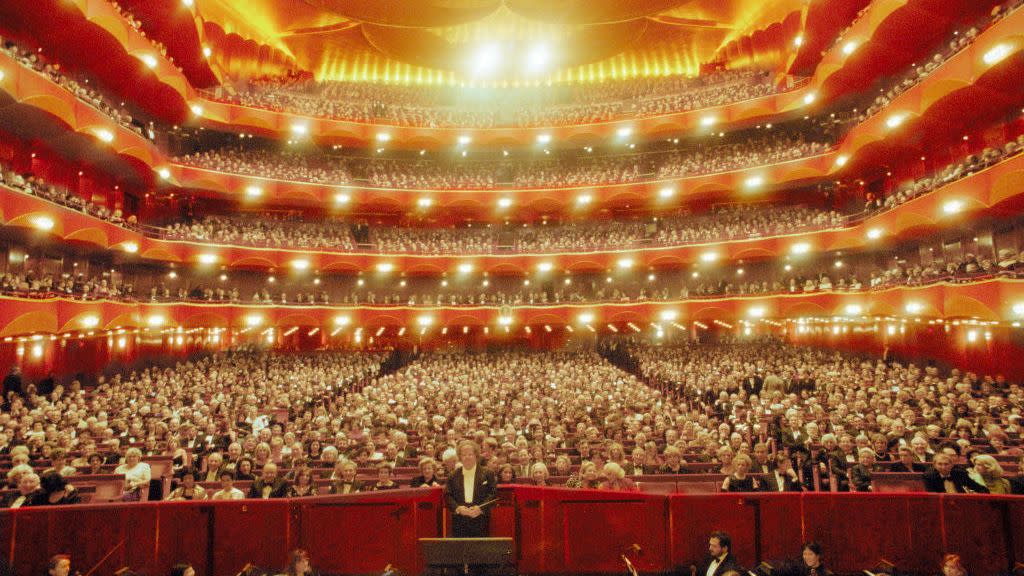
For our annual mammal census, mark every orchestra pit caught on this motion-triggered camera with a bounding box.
[2,0,1024,575]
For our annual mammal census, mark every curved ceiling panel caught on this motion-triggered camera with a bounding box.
[506,0,692,25]
[303,0,501,28]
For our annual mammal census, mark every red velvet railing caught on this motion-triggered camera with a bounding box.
[3,488,1022,576]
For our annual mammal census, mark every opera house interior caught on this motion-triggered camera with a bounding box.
[0,0,1023,575]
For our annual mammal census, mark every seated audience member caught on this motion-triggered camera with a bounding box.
[114,448,151,501]
[283,549,314,576]
[247,463,290,499]
[1011,455,1024,495]
[751,443,772,474]
[766,453,803,492]
[624,447,653,476]
[35,470,81,506]
[4,472,41,508]
[44,448,76,477]
[890,445,926,472]
[530,462,552,487]
[566,461,601,489]
[288,467,318,497]
[798,542,831,576]
[923,453,988,494]
[47,555,72,576]
[849,448,876,492]
[941,554,967,576]
[85,454,105,476]
[598,462,638,491]
[972,455,1010,494]
[659,446,689,474]
[233,457,256,482]
[371,462,399,491]
[698,531,741,576]
[329,461,363,494]
[410,457,442,488]
[496,464,517,485]
[721,454,760,492]
[167,469,207,501]
[201,452,225,483]
[211,470,245,500]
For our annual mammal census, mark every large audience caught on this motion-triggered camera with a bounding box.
[0,339,1021,508]
[0,38,151,139]
[208,69,780,128]
[174,125,836,190]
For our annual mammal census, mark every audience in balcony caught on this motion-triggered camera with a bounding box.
[0,39,151,138]
[209,69,779,128]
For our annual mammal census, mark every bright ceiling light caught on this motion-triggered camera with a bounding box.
[744,175,764,188]
[94,129,114,143]
[803,92,817,105]
[842,41,858,55]
[498,197,512,208]
[576,194,592,205]
[291,259,310,270]
[182,0,194,6]
[334,193,350,204]
[844,304,863,316]
[139,54,158,69]
[457,263,473,273]
[791,242,811,254]
[537,133,552,144]
[158,168,171,180]
[700,116,716,127]
[942,199,964,214]
[578,313,595,324]
[81,315,100,328]
[498,315,513,326]
[526,43,550,73]
[905,302,924,314]
[867,227,883,240]
[147,315,165,327]
[245,314,263,327]
[0,70,5,82]
[658,186,675,199]
[835,154,849,167]
[416,315,434,327]
[290,123,308,135]
[700,252,718,263]
[198,253,217,264]
[793,35,803,47]
[376,263,394,272]
[471,43,501,77]
[537,262,554,272]
[375,132,391,142]
[748,306,766,318]
[660,310,678,321]
[417,197,433,208]
[190,104,203,116]
[886,113,907,128]
[245,185,262,198]
[616,126,633,138]
[31,215,55,231]
[983,43,1012,65]
[333,316,351,326]
[1012,303,1024,316]
[122,242,139,254]
[202,46,212,58]
[617,258,634,269]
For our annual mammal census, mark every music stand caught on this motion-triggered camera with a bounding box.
[419,538,514,576]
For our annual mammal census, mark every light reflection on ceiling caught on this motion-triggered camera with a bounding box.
[192,0,804,84]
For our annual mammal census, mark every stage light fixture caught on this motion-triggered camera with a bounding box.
[32,215,55,231]
[942,199,964,214]
[139,54,158,69]
[983,43,1012,65]
[842,41,858,55]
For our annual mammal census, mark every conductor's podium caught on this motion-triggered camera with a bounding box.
[1,486,1022,576]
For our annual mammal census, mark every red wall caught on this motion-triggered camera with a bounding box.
[2,489,1022,576]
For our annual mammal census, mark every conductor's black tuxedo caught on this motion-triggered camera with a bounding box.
[446,465,497,537]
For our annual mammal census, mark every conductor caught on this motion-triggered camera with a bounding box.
[447,440,497,537]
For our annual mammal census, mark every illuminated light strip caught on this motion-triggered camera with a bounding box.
[627,322,641,333]
[377,327,387,337]
[607,324,618,332]
[397,327,406,336]
[307,328,319,337]
[330,327,343,336]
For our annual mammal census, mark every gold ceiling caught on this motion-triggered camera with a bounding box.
[193,0,804,83]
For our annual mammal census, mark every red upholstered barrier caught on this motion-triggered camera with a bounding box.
[1,489,1021,576]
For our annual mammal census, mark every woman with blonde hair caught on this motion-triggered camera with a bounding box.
[972,455,1010,494]
[598,462,638,492]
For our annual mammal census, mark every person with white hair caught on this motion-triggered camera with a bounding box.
[598,462,637,492]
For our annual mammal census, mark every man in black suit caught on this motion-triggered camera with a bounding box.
[247,463,290,499]
[697,531,741,576]
[446,440,497,538]
[765,454,803,492]
[330,461,365,494]
[922,453,989,494]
